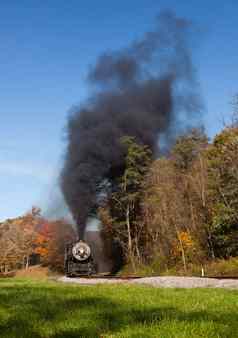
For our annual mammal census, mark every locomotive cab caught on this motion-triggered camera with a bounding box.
[64,240,97,277]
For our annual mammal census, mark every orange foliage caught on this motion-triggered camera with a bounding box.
[171,231,195,259]
[0,210,76,272]
[34,221,53,258]
[178,231,194,248]
[34,219,76,271]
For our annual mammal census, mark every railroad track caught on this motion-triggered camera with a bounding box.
[206,276,238,280]
[72,275,142,279]
[68,274,238,280]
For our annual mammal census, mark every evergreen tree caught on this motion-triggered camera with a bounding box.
[102,136,152,269]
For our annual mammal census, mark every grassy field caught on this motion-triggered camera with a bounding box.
[0,278,237,338]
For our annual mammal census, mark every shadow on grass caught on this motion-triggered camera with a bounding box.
[0,284,237,337]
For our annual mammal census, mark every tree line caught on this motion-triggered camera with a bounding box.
[0,207,75,273]
[1,101,238,276]
[99,120,238,274]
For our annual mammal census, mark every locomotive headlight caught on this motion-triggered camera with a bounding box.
[72,241,91,261]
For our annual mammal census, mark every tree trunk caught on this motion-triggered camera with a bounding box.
[175,227,187,273]
[207,229,215,259]
[24,255,29,269]
[189,197,196,231]
[126,204,135,271]
[134,233,141,263]
[4,263,7,273]
[179,237,187,273]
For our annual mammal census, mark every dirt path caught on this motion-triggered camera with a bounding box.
[58,276,238,289]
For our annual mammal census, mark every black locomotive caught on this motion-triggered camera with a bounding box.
[64,240,98,277]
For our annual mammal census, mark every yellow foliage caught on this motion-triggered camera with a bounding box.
[171,231,195,259]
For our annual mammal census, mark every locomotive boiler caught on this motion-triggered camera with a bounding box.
[64,240,98,277]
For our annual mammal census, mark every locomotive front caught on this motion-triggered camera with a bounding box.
[64,240,97,277]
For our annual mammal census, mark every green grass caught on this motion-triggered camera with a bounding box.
[0,278,237,338]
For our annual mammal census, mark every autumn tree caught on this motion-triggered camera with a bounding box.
[142,129,209,272]
[35,219,75,271]
[0,207,41,272]
[0,220,22,272]
[0,206,75,273]
[142,158,201,272]
[206,127,238,257]
[171,129,212,258]
[142,124,238,271]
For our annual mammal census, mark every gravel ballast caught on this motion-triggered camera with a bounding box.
[58,276,238,289]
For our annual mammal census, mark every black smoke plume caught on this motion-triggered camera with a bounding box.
[61,11,202,237]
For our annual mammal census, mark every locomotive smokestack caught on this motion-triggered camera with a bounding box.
[61,11,202,236]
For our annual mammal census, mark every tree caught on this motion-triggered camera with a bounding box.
[206,127,238,257]
[100,136,152,270]
[0,208,41,272]
[142,131,210,273]
[172,127,208,170]
[35,219,75,271]
[0,220,21,272]
[0,207,76,273]
[142,158,199,272]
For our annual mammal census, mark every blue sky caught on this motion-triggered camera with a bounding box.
[0,0,237,221]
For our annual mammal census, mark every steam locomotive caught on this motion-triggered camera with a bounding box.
[64,240,98,277]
